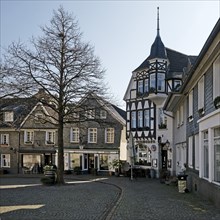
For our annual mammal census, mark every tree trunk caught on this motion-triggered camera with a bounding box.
[57,115,64,185]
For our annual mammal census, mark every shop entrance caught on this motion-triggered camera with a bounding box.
[88,154,94,174]
[161,149,168,169]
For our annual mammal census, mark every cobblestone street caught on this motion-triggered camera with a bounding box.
[0,175,220,220]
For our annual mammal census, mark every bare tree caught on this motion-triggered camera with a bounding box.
[2,6,106,184]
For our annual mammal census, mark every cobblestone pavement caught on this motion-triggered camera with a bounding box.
[0,175,220,220]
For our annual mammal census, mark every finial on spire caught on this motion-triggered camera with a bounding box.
[157,7,160,36]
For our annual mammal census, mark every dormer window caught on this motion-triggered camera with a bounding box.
[4,112,14,122]
[100,110,107,119]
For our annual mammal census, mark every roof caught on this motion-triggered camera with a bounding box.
[0,97,38,128]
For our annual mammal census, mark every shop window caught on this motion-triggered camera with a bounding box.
[214,127,220,183]
[99,154,109,170]
[203,130,209,178]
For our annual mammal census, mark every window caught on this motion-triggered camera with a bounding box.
[99,154,109,170]
[150,73,156,91]
[214,127,220,183]
[4,112,13,122]
[144,110,150,127]
[137,111,143,128]
[1,154,10,167]
[35,113,44,123]
[150,108,154,129]
[158,108,167,129]
[195,134,199,170]
[198,76,204,110]
[85,109,95,119]
[203,130,209,178]
[70,128,79,143]
[188,90,193,121]
[24,131,34,143]
[46,131,55,144]
[213,55,220,99]
[0,134,9,145]
[137,80,143,94]
[177,105,184,127]
[144,79,149,93]
[131,111,136,128]
[88,128,97,143]
[100,110,107,119]
[188,136,193,168]
[157,73,165,92]
[174,80,182,91]
[105,128,114,143]
[73,112,79,119]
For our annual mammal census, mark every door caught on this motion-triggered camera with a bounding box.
[161,150,167,169]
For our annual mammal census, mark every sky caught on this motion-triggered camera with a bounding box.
[1,0,220,109]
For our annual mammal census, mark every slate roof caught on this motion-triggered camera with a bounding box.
[0,97,38,128]
[133,46,197,80]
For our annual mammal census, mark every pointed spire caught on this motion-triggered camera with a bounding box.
[157,7,160,36]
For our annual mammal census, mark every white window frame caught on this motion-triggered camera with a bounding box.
[188,136,193,168]
[4,112,14,122]
[105,128,114,143]
[195,134,199,170]
[0,134,9,145]
[100,110,107,119]
[70,128,79,143]
[198,76,205,110]
[46,131,55,145]
[214,127,220,183]
[24,130,34,144]
[213,55,220,99]
[88,128,97,143]
[1,154,10,168]
[188,90,193,121]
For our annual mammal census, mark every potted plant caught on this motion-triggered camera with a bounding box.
[109,159,121,177]
[41,165,57,185]
[214,96,220,109]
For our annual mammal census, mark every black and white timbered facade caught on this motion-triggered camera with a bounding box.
[124,8,196,177]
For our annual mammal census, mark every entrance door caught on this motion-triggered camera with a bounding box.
[161,150,167,169]
[88,154,94,174]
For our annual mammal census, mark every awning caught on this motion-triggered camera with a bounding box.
[19,148,56,154]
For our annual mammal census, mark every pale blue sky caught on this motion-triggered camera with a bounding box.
[1,0,220,108]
